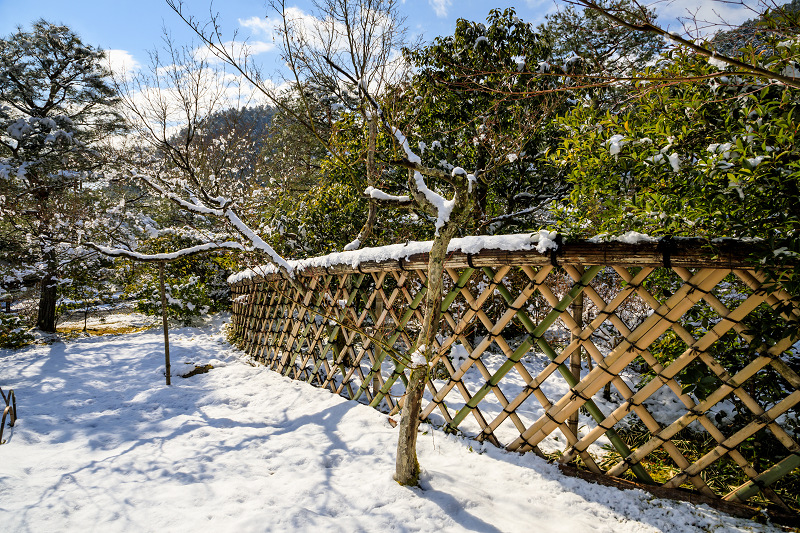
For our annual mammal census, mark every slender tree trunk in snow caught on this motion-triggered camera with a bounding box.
[395,223,458,485]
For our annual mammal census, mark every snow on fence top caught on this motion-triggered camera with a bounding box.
[228,231,759,285]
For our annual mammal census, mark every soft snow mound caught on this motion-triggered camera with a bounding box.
[0,315,776,532]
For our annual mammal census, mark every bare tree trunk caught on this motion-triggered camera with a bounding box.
[352,114,379,249]
[395,223,458,485]
[36,272,58,333]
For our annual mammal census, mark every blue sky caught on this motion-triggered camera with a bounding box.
[0,1,555,66]
[0,0,755,77]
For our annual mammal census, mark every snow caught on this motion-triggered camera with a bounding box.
[449,343,469,367]
[473,35,488,49]
[605,134,627,156]
[707,53,729,70]
[388,125,456,234]
[343,238,361,251]
[364,185,411,203]
[7,118,33,139]
[667,152,680,173]
[468,173,477,193]
[414,170,454,234]
[450,166,477,193]
[224,208,294,275]
[782,63,799,79]
[746,156,765,168]
[91,241,245,261]
[391,127,421,165]
[228,232,704,283]
[533,229,559,254]
[708,143,733,159]
[410,344,428,368]
[0,316,776,532]
[229,233,549,283]
[614,231,659,244]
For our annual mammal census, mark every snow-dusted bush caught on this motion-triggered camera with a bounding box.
[131,274,213,323]
[0,314,33,349]
[120,236,233,324]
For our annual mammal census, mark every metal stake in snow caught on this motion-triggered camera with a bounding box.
[159,263,171,386]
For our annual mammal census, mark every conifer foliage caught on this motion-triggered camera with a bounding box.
[0,21,125,332]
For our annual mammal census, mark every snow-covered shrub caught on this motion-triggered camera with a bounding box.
[0,314,33,349]
[121,236,233,324]
[56,257,118,321]
[131,275,213,323]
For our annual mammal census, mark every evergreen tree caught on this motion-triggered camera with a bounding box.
[540,0,663,77]
[0,21,126,332]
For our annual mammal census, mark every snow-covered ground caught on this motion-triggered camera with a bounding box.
[0,315,778,532]
[57,306,158,335]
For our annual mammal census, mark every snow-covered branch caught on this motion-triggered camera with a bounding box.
[224,208,294,275]
[132,172,295,277]
[85,241,246,262]
[136,172,225,217]
[363,186,412,205]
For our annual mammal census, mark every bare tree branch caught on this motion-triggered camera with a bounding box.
[570,0,800,89]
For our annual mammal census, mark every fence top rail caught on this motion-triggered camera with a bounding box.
[228,233,777,286]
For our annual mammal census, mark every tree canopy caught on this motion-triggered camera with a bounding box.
[0,20,126,331]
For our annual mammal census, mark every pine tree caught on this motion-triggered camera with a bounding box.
[0,21,126,332]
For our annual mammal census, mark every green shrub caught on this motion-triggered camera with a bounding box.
[0,314,33,349]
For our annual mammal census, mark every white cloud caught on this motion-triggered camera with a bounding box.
[429,0,452,18]
[193,40,275,65]
[239,16,274,36]
[122,66,276,142]
[653,0,754,34]
[105,49,141,77]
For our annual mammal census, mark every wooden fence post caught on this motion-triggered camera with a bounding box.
[159,262,171,386]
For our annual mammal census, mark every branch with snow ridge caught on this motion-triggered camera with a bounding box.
[85,241,246,262]
[136,172,224,217]
[132,171,295,277]
[363,186,413,205]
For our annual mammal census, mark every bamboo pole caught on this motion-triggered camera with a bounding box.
[444,266,603,431]
[568,266,584,439]
[727,454,800,503]
[507,268,727,452]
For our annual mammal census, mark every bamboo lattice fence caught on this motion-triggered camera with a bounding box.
[229,238,800,512]
[1,387,17,445]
